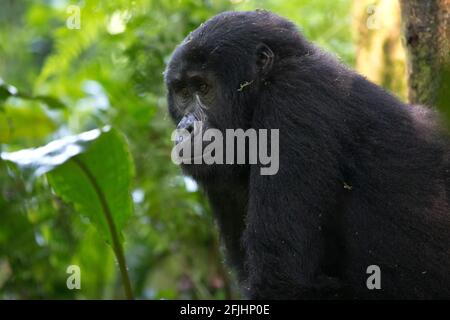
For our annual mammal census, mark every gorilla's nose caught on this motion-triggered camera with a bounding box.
[177,113,196,134]
[175,113,199,145]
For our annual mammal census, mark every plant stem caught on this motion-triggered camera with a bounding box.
[73,158,134,300]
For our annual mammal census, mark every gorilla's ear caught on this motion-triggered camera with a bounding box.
[256,43,274,75]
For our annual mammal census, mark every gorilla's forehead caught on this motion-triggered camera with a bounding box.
[165,43,212,82]
[174,42,208,65]
[169,11,285,63]
[164,10,305,84]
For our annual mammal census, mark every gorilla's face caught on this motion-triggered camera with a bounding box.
[164,40,264,179]
[165,52,222,130]
[164,46,229,179]
[164,11,304,180]
[165,39,262,133]
[166,59,230,179]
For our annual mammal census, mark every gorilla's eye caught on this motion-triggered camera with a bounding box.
[180,87,190,98]
[199,83,209,94]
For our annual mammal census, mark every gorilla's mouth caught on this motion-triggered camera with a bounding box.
[175,130,217,164]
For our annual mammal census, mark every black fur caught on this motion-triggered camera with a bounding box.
[165,10,450,299]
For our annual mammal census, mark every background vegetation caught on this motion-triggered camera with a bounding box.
[0,0,411,299]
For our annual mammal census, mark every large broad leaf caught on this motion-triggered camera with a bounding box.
[1,126,134,244]
[48,129,135,244]
[1,126,135,298]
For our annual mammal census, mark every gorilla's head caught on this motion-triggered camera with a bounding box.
[164,11,311,179]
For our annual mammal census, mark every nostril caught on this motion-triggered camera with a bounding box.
[177,113,197,134]
[186,122,194,134]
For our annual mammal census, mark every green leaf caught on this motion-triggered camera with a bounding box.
[1,127,135,243]
[1,126,135,298]
[1,127,107,177]
[47,129,135,244]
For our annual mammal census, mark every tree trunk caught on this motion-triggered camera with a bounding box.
[399,0,450,112]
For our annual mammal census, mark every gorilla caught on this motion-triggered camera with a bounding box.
[164,10,450,299]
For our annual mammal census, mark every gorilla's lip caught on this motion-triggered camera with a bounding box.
[175,128,220,164]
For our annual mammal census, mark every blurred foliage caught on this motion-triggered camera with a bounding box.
[0,0,354,299]
[352,0,407,101]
